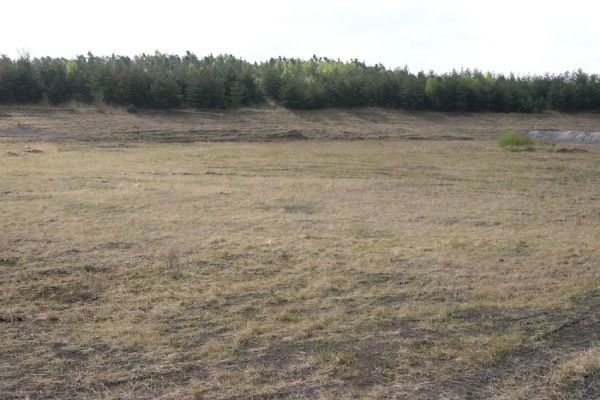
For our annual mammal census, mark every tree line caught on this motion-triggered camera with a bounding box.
[1,52,600,112]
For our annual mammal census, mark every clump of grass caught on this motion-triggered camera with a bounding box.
[93,91,109,113]
[162,247,180,271]
[234,322,264,348]
[498,129,535,151]
[40,93,51,108]
[0,256,18,266]
[315,346,358,367]
[553,347,600,388]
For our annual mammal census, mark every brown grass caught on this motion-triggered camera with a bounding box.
[0,107,599,399]
[2,104,600,143]
[551,347,600,398]
[554,347,600,383]
[161,247,180,272]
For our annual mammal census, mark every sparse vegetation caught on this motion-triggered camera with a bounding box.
[498,129,536,150]
[162,246,180,271]
[552,347,600,397]
[554,347,600,385]
[0,108,599,399]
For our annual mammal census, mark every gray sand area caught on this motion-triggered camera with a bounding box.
[527,129,600,144]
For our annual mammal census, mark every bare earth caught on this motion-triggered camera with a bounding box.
[527,130,600,144]
[0,106,599,399]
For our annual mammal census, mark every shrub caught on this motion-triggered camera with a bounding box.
[497,130,535,150]
[126,104,138,113]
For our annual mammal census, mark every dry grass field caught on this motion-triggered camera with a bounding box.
[1,106,599,399]
[3,104,600,142]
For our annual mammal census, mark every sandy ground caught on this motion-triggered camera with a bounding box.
[527,130,600,144]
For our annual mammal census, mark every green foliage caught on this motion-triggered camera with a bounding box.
[0,54,41,103]
[2,53,600,112]
[37,58,70,104]
[116,67,152,107]
[186,67,226,108]
[185,55,262,108]
[497,130,535,150]
[150,76,181,109]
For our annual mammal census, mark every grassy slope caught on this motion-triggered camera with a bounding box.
[3,105,600,142]
[0,107,599,399]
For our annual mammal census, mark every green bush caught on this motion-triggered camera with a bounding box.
[498,130,535,150]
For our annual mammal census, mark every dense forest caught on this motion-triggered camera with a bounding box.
[1,52,600,112]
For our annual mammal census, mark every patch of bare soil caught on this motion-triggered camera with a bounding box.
[528,129,600,144]
[29,142,59,153]
[450,288,600,399]
[0,125,56,138]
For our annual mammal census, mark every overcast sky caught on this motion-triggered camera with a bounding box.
[3,0,599,75]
